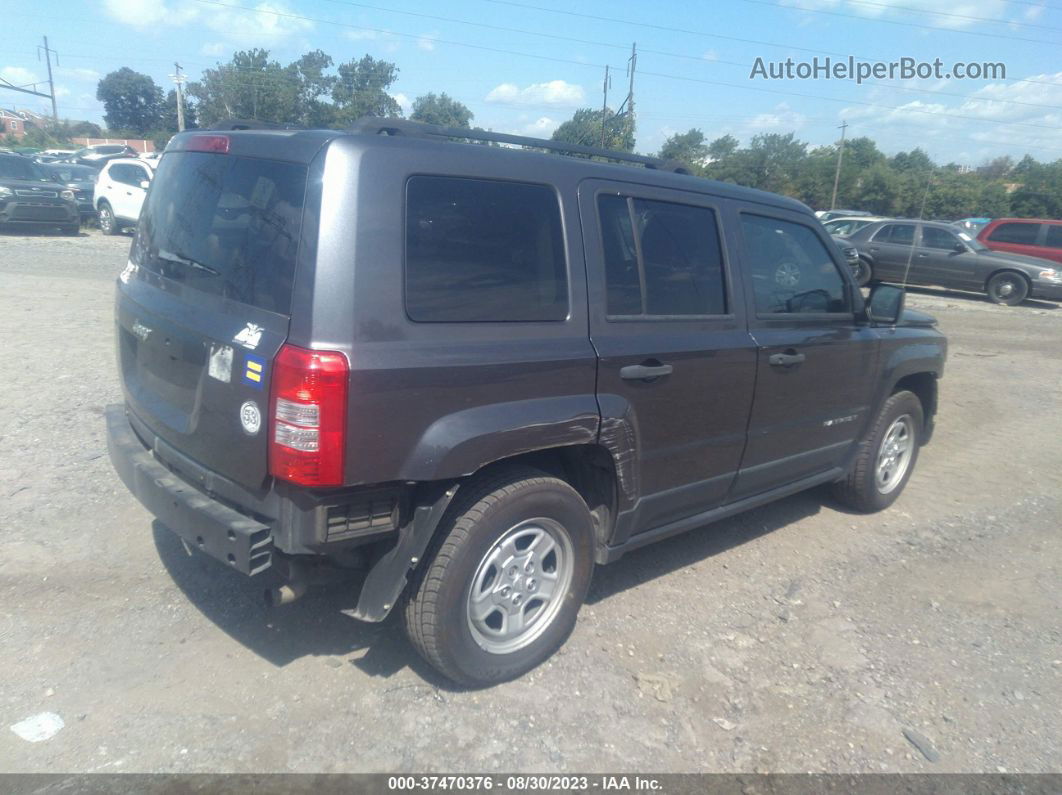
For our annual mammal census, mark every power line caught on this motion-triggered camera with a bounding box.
[838,0,1062,31]
[743,0,1060,46]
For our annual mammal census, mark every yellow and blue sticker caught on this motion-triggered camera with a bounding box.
[243,354,266,389]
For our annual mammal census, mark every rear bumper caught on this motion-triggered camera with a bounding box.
[106,405,273,575]
[106,403,404,575]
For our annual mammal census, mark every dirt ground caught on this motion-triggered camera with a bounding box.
[1,229,1060,774]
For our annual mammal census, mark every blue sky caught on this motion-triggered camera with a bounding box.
[3,0,1061,163]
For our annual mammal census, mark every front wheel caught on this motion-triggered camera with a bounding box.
[404,468,594,686]
[97,202,118,236]
[985,271,1028,306]
[832,390,924,513]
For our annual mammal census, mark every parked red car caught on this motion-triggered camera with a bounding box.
[977,218,1062,265]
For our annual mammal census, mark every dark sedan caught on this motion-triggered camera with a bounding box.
[847,219,1062,306]
[41,163,97,221]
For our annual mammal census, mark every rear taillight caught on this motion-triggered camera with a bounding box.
[177,134,230,153]
[269,344,348,487]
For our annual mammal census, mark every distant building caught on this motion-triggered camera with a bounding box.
[1,109,28,139]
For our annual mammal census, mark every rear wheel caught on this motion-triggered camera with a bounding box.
[985,271,1028,306]
[832,390,923,513]
[854,258,873,287]
[404,468,594,686]
[97,202,118,236]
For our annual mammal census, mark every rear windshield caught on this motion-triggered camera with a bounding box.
[133,152,307,314]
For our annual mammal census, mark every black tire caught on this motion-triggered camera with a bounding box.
[985,271,1029,306]
[404,467,595,687]
[97,202,118,236]
[855,258,873,287]
[831,390,923,513]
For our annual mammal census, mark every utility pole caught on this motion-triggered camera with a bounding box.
[830,120,848,210]
[600,64,610,148]
[38,36,59,123]
[171,62,186,131]
[625,42,637,146]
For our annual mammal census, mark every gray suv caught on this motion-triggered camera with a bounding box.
[107,120,947,685]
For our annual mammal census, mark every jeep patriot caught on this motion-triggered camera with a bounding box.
[107,120,946,685]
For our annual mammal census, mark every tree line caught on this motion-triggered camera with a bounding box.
[8,44,1057,219]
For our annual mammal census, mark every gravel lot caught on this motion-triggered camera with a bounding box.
[1,229,1060,774]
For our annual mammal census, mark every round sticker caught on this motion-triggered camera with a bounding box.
[239,401,261,436]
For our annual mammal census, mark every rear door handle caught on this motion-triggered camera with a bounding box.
[620,363,673,381]
[769,351,806,367]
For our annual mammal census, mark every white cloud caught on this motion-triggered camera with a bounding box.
[702,50,719,62]
[1,66,41,87]
[391,92,412,114]
[343,29,400,53]
[742,102,806,132]
[416,32,439,52]
[516,116,560,137]
[200,42,227,56]
[781,0,1011,29]
[101,0,310,45]
[485,80,585,107]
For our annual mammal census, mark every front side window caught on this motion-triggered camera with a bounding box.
[405,176,568,322]
[988,222,1040,245]
[741,214,849,315]
[597,194,727,317]
[920,226,961,250]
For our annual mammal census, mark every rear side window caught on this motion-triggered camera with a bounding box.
[133,152,307,314]
[741,214,849,315]
[875,223,915,245]
[405,176,568,322]
[597,194,727,317]
[1045,226,1062,249]
[988,222,1040,245]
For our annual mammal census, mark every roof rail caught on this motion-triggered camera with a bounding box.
[210,119,301,131]
[349,117,691,174]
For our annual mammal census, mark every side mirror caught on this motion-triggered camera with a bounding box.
[139,180,151,190]
[867,284,905,325]
[953,242,966,253]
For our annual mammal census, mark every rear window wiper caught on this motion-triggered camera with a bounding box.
[157,249,221,277]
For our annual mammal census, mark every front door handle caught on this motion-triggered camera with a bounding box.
[769,351,806,367]
[620,362,673,381]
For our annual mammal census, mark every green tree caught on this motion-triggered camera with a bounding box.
[706,134,739,161]
[551,107,633,152]
[410,92,473,128]
[658,128,708,167]
[187,49,296,126]
[286,50,338,127]
[158,89,197,132]
[96,67,164,134]
[332,55,402,123]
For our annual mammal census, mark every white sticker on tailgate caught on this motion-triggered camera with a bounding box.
[208,343,234,383]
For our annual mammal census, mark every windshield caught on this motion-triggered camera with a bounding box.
[132,152,307,314]
[957,231,988,251]
[0,156,47,181]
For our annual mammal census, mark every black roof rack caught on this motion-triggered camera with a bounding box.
[349,117,691,174]
[209,119,302,131]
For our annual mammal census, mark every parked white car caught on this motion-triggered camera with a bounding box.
[94,157,155,235]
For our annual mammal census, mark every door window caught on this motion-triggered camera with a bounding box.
[109,164,137,186]
[988,222,1040,245]
[597,194,727,317]
[1045,225,1062,249]
[920,226,961,250]
[741,214,849,315]
[874,223,916,245]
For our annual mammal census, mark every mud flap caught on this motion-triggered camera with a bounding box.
[351,483,459,622]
